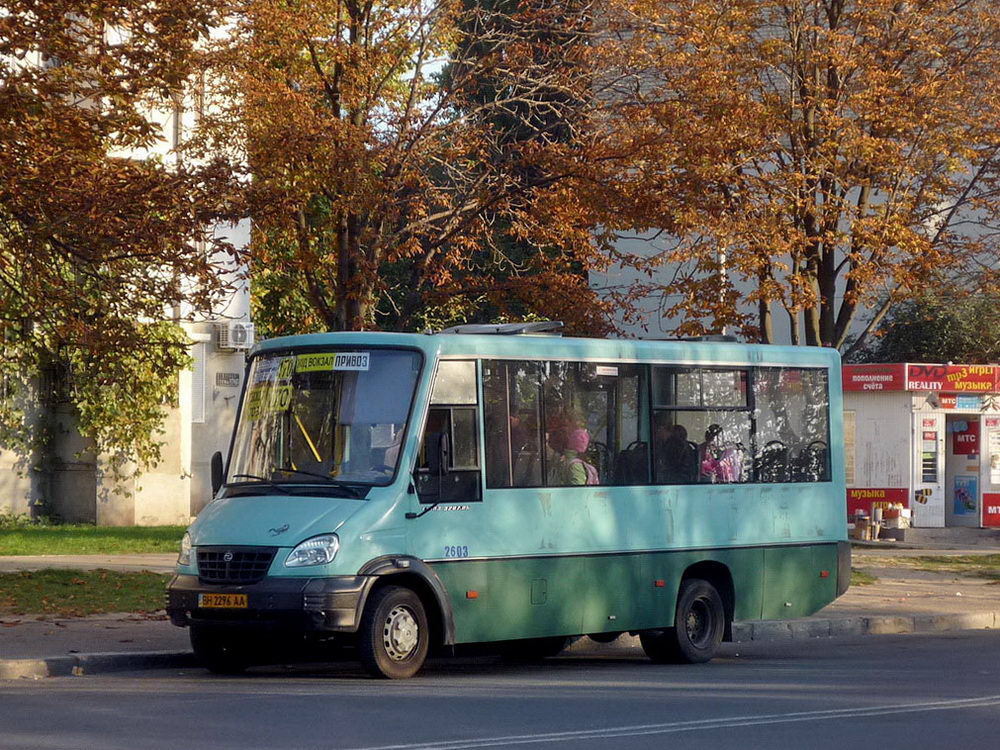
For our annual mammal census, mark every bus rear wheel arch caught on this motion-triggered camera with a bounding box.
[640,578,726,664]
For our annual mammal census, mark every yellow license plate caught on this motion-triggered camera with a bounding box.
[198,593,248,608]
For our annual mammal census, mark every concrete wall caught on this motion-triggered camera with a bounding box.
[49,405,99,524]
[93,368,194,527]
[3,323,248,526]
[843,391,911,490]
[592,234,868,344]
[188,324,246,517]
[0,382,44,519]
[0,447,35,519]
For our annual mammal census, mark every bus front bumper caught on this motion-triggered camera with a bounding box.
[165,574,376,633]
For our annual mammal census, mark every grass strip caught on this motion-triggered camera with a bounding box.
[908,554,1000,581]
[868,554,1000,581]
[0,569,169,617]
[850,568,878,586]
[0,525,186,556]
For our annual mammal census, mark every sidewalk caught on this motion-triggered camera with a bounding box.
[0,554,177,574]
[2,531,998,678]
[852,525,1000,553]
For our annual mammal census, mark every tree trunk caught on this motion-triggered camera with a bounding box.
[803,245,823,346]
[757,268,773,344]
[818,246,837,347]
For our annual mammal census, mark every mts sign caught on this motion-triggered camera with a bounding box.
[953,421,980,455]
[984,495,1000,527]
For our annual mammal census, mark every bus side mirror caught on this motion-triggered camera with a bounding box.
[211,451,225,496]
[426,432,451,477]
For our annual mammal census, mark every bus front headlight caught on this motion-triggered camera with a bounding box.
[285,534,340,567]
[178,532,192,566]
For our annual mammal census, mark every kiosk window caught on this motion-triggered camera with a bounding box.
[921,427,938,483]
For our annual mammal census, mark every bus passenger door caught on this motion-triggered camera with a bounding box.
[406,360,493,641]
[410,359,483,511]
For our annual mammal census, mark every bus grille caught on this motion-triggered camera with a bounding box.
[197,547,276,585]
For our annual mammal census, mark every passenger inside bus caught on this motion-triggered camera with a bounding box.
[510,410,542,486]
[561,428,599,485]
[698,424,724,480]
[653,419,698,484]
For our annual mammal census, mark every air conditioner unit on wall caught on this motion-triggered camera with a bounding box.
[215,321,255,351]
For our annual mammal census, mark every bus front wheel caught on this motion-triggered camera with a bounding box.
[358,585,430,679]
[190,625,253,675]
[640,578,725,664]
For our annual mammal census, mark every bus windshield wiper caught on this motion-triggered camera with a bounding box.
[274,466,337,482]
[229,474,292,494]
[273,467,367,498]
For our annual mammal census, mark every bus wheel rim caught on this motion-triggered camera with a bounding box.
[383,605,419,660]
[685,598,712,647]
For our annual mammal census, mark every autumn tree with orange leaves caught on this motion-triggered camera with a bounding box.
[564,0,1000,348]
[0,1,237,467]
[196,0,621,337]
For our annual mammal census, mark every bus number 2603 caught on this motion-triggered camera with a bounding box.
[443,545,469,558]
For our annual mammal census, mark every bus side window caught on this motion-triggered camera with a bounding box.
[650,366,751,484]
[484,360,648,488]
[417,361,482,503]
[483,360,544,488]
[753,368,831,483]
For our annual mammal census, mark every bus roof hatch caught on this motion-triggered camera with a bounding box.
[437,321,564,336]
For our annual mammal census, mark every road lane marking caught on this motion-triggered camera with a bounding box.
[344,694,1000,749]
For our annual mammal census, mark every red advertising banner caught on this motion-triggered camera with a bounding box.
[844,364,1000,393]
[846,487,909,517]
[984,494,1000,528]
[842,364,907,391]
[906,364,1000,393]
[953,420,980,455]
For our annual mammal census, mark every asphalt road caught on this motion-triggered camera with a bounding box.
[2,631,999,750]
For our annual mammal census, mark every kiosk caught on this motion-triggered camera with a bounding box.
[843,363,1000,528]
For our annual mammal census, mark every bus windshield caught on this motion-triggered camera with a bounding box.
[228,348,422,490]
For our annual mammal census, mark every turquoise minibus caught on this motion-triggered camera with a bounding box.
[166,323,849,678]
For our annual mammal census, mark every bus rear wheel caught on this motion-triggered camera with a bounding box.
[640,578,725,664]
[358,585,429,679]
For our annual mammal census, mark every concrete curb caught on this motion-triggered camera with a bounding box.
[0,651,196,680]
[2,612,997,678]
